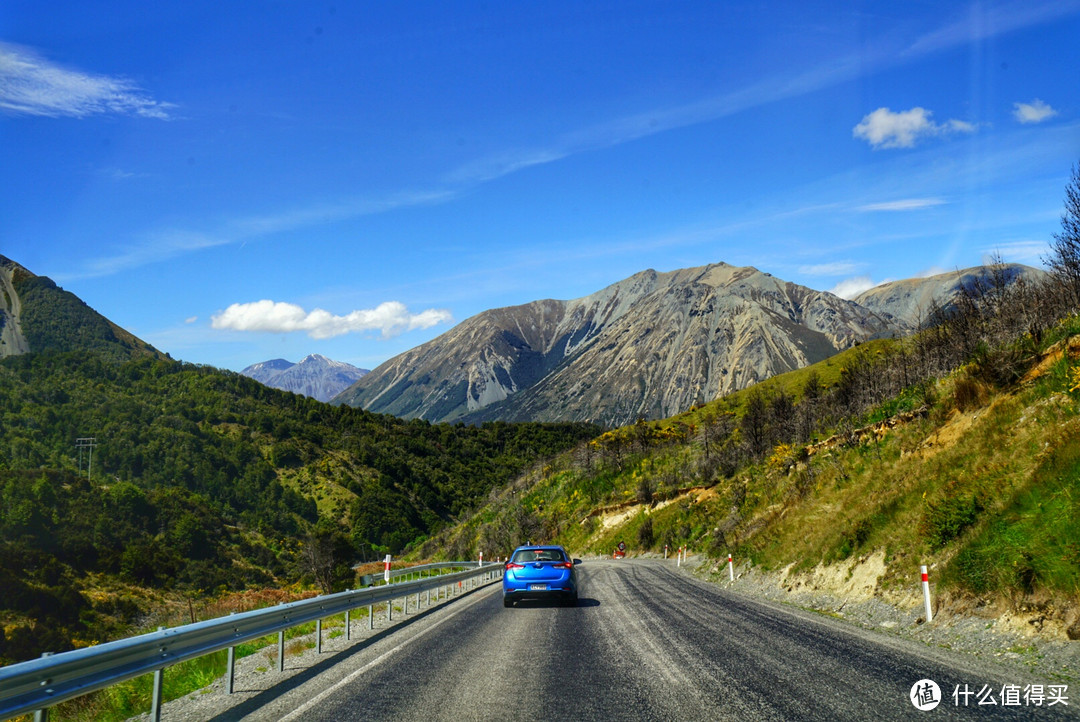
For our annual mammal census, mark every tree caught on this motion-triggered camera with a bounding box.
[1045,162,1080,308]
[697,410,734,459]
[300,528,355,595]
[740,388,770,461]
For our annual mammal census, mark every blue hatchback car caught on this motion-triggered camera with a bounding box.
[502,545,581,607]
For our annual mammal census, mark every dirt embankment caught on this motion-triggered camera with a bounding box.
[0,263,31,357]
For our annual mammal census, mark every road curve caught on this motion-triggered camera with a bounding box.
[235,559,1072,721]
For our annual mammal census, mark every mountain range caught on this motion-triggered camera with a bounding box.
[333,261,1041,427]
[1,251,1041,428]
[241,354,368,402]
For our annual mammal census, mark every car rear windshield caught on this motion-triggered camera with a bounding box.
[513,549,567,563]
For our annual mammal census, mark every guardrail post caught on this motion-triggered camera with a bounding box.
[32,652,54,722]
[149,626,165,722]
[277,631,285,672]
[226,645,235,694]
[150,668,164,722]
[316,618,322,654]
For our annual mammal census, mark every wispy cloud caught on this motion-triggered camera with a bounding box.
[853,107,975,149]
[67,229,229,280]
[97,167,148,181]
[447,57,868,186]
[857,198,947,212]
[62,189,456,282]
[0,42,175,119]
[227,189,456,238]
[211,300,453,339]
[1013,99,1058,124]
[800,262,862,276]
[983,241,1050,265]
[900,1,1080,59]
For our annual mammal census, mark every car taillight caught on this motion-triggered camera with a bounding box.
[505,562,524,569]
[554,561,573,569]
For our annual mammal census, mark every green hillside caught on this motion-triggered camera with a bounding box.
[6,261,166,363]
[428,295,1080,621]
[0,351,597,664]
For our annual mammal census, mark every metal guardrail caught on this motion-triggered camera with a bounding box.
[361,560,483,586]
[0,562,502,721]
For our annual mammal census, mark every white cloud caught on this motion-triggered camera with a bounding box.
[1013,99,1058,124]
[857,198,947,212]
[830,276,879,299]
[184,316,198,324]
[60,190,456,282]
[982,241,1051,265]
[68,229,228,280]
[852,107,976,149]
[916,266,948,278]
[901,1,1080,59]
[799,262,860,276]
[0,42,174,119]
[210,300,452,339]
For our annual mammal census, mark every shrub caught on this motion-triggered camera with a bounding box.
[637,516,654,548]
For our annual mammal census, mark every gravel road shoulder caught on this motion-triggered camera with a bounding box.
[677,552,1079,686]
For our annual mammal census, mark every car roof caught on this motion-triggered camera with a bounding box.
[511,544,565,551]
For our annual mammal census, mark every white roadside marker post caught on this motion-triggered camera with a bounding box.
[728,553,734,581]
[921,565,933,623]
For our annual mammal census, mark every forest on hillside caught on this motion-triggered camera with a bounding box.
[0,352,597,663]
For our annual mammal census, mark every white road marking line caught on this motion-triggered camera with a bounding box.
[278,584,499,721]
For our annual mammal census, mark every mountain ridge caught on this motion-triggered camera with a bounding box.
[334,262,901,426]
[0,254,164,363]
[853,263,1046,327]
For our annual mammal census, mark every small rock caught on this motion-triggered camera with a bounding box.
[1068,621,1080,641]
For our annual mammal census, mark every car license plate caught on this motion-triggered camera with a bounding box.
[529,584,548,591]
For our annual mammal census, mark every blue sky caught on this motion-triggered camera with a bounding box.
[2,1,1079,372]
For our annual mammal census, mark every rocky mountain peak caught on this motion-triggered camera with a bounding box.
[241,354,368,403]
[333,261,900,425]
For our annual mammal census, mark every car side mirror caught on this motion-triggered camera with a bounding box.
[573,559,582,565]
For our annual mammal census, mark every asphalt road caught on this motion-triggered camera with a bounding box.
[231,559,1074,721]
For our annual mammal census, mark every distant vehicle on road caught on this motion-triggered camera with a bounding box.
[502,545,581,607]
